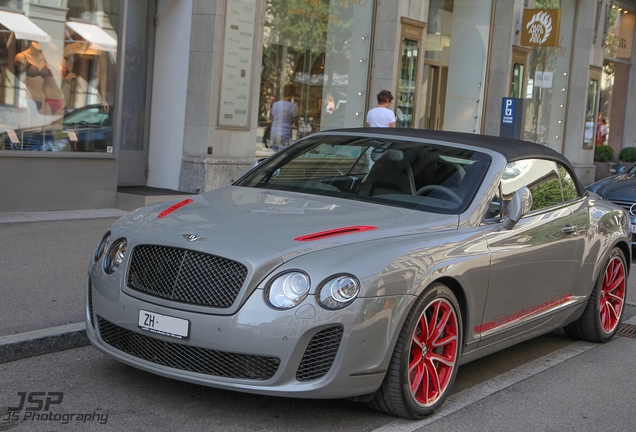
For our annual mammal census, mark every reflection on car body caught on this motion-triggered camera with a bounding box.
[86,129,630,419]
[1,104,111,152]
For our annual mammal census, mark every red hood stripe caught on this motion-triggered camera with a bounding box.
[157,199,194,218]
[294,225,377,241]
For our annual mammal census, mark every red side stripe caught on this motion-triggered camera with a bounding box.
[157,199,194,218]
[294,225,377,241]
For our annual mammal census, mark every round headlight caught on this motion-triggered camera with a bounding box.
[318,275,360,310]
[266,271,310,310]
[103,238,127,274]
[93,231,111,262]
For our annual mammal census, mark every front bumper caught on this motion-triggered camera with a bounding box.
[86,275,410,399]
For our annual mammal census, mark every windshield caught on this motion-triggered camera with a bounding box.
[235,135,491,214]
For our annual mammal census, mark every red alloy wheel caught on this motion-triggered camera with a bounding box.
[408,298,459,407]
[599,256,626,333]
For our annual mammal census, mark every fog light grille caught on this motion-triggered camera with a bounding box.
[296,326,343,382]
[127,245,248,308]
[87,278,94,328]
[97,317,280,380]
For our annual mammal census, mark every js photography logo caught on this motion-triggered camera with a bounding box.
[1,392,108,426]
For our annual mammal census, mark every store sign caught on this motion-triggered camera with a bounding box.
[521,9,561,47]
[218,0,257,128]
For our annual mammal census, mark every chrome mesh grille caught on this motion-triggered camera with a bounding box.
[296,326,343,382]
[127,245,248,308]
[97,317,280,380]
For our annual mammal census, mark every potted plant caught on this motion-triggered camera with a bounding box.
[618,146,636,170]
[594,145,613,181]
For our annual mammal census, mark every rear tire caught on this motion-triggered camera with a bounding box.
[564,247,627,342]
[367,283,462,419]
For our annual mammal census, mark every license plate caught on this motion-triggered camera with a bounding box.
[138,310,189,339]
[631,225,636,234]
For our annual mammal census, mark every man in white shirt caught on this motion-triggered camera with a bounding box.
[366,90,396,128]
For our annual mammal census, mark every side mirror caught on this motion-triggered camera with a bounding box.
[502,186,532,230]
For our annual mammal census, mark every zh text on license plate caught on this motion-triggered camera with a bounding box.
[138,310,189,339]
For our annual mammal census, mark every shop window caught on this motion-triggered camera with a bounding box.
[422,0,493,134]
[522,0,574,152]
[584,66,601,149]
[397,19,424,129]
[259,0,374,150]
[0,1,119,154]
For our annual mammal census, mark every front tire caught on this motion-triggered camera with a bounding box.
[368,283,462,419]
[564,247,627,342]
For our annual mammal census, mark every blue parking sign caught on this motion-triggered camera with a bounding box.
[502,98,515,125]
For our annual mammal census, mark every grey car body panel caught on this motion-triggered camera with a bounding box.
[87,130,631,399]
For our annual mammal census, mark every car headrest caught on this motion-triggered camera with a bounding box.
[371,148,404,162]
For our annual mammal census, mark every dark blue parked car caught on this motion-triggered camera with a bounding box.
[2,104,111,152]
[587,162,636,246]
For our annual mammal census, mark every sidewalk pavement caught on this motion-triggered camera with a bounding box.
[0,209,128,363]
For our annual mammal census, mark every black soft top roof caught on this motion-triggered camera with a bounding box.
[318,128,585,193]
[325,128,571,166]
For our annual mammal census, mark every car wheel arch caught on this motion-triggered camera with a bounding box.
[431,276,468,350]
[592,239,631,285]
[408,276,468,351]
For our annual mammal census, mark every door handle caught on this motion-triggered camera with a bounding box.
[562,224,577,235]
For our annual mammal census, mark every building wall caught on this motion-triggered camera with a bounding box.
[483,0,517,136]
[563,0,598,185]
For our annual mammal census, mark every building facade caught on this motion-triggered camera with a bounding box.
[1,0,635,212]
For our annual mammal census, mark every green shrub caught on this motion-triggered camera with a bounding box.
[618,146,636,162]
[594,145,613,162]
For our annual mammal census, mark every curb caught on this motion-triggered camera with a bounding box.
[0,323,89,363]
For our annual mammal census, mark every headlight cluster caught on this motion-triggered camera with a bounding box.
[318,275,360,310]
[93,232,111,262]
[266,271,310,309]
[266,272,360,310]
[103,238,127,274]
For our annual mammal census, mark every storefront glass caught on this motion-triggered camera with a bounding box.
[522,0,574,152]
[600,2,634,153]
[259,0,374,149]
[0,0,119,153]
[421,0,493,133]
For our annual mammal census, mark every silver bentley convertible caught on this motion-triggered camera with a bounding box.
[86,129,630,419]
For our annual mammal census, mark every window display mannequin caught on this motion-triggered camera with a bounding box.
[63,37,109,112]
[14,41,66,115]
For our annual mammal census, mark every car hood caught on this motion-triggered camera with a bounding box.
[588,172,636,201]
[114,185,459,263]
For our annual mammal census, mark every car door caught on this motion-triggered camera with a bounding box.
[477,159,580,347]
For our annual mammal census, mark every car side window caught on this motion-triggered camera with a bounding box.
[501,159,563,213]
[558,165,581,202]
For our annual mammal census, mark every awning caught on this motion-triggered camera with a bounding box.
[66,21,117,52]
[0,10,51,42]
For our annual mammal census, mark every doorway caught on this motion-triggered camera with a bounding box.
[419,62,447,130]
[117,0,156,186]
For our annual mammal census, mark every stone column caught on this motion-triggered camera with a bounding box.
[179,0,263,193]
